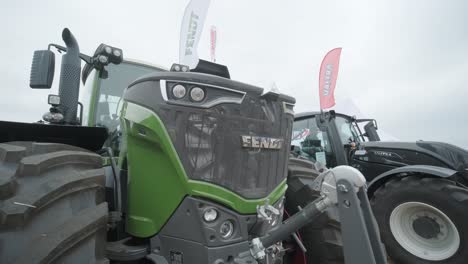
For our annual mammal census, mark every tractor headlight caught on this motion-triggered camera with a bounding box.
[172,84,187,99]
[170,63,190,72]
[98,55,108,64]
[190,87,205,102]
[105,46,112,54]
[203,208,218,222]
[113,49,121,57]
[48,94,61,106]
[219,220,234,238]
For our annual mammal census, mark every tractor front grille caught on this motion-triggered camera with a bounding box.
[157,94,294,199]
[124,72,295,199]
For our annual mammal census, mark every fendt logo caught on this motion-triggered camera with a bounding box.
[241,136,284,150]
[185,11,199,55]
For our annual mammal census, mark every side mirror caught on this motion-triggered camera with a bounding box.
[364,121,380,141]
[30,50,55,88]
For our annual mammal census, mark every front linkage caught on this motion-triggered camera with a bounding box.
[239,166,387,264]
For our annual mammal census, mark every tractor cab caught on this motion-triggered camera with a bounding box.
[292,111,380,167]
[80,60,166,132]
[79,60,166,155]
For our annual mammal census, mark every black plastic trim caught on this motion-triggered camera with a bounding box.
[367,165,457,195]
[0,121,107,151]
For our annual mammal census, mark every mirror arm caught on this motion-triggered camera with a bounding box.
[48,43,92,64]
[353,121,366,141]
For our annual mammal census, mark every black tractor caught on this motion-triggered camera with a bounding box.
[292,110,468,264]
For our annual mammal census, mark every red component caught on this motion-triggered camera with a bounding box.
[284,210,307,264]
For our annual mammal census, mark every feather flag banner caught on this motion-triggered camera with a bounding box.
[179,0,211,69]
[319,48,342,109]
[210,25,217,62]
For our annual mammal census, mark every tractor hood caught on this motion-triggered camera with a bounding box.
[359,141,468,171]
[123,71,295,200]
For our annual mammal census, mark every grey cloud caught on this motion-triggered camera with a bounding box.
[0,0,467,148]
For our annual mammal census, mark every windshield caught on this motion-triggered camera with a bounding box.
[291,115,362,167]
[292,117,335,166]
[335,116,361,143]
[81,61,163,131]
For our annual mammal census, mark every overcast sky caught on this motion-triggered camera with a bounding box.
[1,0,467,148]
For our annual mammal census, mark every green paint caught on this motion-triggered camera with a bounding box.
[187,179,287,213]
[121,102,287,237]
[122,102,188,237]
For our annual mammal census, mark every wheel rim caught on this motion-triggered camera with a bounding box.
[390,202,460,261]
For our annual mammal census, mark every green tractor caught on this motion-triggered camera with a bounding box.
[0,29,386,264]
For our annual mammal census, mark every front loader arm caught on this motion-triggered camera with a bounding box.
[238,166,387,264]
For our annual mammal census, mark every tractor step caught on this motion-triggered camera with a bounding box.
[106,237,149,261]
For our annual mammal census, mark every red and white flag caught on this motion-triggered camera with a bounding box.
[210,26,217,62]
[319,48,342,109]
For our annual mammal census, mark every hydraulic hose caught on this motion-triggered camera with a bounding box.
[259,196,328,248]
[106,147,121,213]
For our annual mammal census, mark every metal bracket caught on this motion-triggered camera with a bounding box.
[257,199,280,224]
[250,237,266,260]
[336,179,387,264]
[108,210,122,229]
[247,166,386,264]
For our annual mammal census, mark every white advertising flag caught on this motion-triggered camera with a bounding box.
[179,0,211,69]
[210,25,217,62]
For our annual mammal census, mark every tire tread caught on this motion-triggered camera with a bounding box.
[0,142,108,264]
[286,158,344,264]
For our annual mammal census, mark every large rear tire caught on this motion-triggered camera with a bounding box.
[0,142,108,264]
[371,176,468,264]
[285,158,344,264]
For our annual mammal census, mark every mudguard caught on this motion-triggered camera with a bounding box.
[367,165,458,196]
[0,120,107,151]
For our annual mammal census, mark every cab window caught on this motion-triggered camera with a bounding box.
[91,62,162,132]
[335,116,361,144]
[292,116,336,167]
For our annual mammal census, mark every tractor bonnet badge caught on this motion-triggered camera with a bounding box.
[241,136,283,150]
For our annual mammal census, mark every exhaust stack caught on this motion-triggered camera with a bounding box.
[58,28,81,124]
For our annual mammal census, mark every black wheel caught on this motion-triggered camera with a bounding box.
[371,176,468,264]
[0,142,108,264]
[285,158,344,264]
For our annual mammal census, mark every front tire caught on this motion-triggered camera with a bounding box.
[0,142,108,264]
[285,158,344,264]
[371,176,468,264]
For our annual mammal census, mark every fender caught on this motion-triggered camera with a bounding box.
[367,165,458,196]
[0,120,107,151]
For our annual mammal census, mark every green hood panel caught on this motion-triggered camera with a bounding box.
[122,102,287,237]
